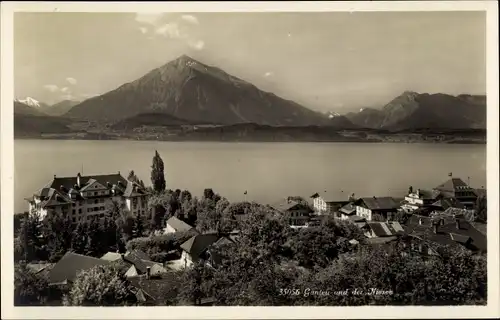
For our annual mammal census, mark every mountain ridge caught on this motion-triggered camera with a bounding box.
[345,91,486,131]
[65,55,333,126]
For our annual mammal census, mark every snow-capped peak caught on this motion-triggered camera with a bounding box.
[16,97,41,108]
[326,111,341,119]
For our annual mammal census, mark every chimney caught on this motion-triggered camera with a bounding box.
[146,266,151,279]
[60,185,66,193]
[107,181,111,188]
[418,218,423,225]
[456,219,460,230]
[121,253,125,260]
[54,174,56,179]
[433,223,438,234]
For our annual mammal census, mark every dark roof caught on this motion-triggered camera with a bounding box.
[431,198,465,210]
[48,252,110,285]
[271,200,312,213]
[434,178,472,193]
[348,215,366,222]
[367,221,404,237]
[128,272,183,303]
[129,250,150,261]
[441,207,476,221]
[31,173,148,202]
[180,233,220,258]
[404,215,487,252]
[166,216,194,232]
[414,189,441,200]
[50,173,126,191]
[339,203,356,214]
[356,197,399,211]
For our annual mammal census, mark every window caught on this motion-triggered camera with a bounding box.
[94,199,98,204]
[72,217,76,223]
[79,209,82,213]
[94,192,98,196]
[72,209,76,214]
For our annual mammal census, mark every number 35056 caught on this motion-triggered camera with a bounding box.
[279,289,301,295]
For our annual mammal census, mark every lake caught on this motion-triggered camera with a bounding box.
[14,139,486,213]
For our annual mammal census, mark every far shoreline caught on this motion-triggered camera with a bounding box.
[13,137,487,145]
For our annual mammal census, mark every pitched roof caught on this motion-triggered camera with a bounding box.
[128,249,151,261]
[180,233,220,258]
[434,178,472,193]
[128,272,183,303]
[48,252,110,285]
[271,200,311,213]
[431,198,465,210]
[366,236,398,245]
[100,252,122,261]
[367,221,404,237]
[404,215,487,252]
[48,173,127,192]
[339,203,356,214]
[26,263,55,274]
[441,207,476,221]
[123,181,149,198]
[413,189,441,200]
[356,197,399,211]
[166,216,194,232]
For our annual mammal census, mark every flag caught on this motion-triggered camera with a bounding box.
[244,191,247,195]
[448,172,453,177]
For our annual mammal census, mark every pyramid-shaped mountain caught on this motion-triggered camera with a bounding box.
[65,55,331,126]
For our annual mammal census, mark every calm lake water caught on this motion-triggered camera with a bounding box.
[14,140,486,213]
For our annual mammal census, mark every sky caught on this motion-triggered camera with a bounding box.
[14,11,486,112]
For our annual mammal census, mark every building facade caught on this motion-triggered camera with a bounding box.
[401,188,441,213]
[433,177,478,209]
[354,197,400,221]
[25,172,149,223]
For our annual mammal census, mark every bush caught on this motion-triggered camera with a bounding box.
[125,230,195,256]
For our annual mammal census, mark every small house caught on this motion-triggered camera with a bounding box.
[164,216,195,234]
[272,199,313,226]
[354,197,400,221]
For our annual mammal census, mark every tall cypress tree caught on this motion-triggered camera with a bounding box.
[151,150,166,193]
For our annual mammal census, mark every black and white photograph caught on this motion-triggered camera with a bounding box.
[1,1,499,319]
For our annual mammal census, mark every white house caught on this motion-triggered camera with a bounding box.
[354,197,400,221]
[401,188,441,213]
[310,191,352,215]
[25,172,149,222]
[179,233,226,269]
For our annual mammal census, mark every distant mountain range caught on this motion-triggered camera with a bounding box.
[64,55,332,126]
[13,55,486,141]
[345,91,486,131]
[14,98,80,117]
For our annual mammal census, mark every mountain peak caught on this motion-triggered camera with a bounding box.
[16,97,41,108]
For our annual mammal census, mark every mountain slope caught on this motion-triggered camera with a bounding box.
[345,92,486,130]
[44,100,80,116]
[66,55,330,126]
[111,112,200,130]
[14,101,48,116]
[14,114,73,137]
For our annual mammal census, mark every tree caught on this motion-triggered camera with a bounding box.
[115,210,135,243]
[18,211,43,262]
[134,212,145,238]
[71,220,88,254]
[63,264,136,306]
[42,211,74,262]
[14,263,50,306]
[287,227,339,268]
[178,262,213,305]
[475,195,487,223]
[151,150,166,193]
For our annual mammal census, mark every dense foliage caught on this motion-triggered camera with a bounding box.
[63,264,136,306]
[14,263,50,306]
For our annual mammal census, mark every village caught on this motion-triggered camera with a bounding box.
[15,157,488,306]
